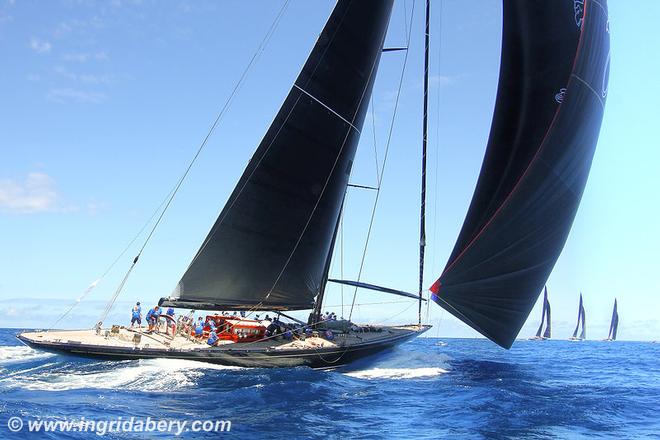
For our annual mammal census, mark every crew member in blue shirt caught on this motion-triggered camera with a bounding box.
[145,306,161,332]
[194,317,205,338]
[165,307,176,336]
[207,330,219,346]
[130,302,142,329]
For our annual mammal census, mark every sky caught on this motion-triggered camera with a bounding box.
[0,1,658,342]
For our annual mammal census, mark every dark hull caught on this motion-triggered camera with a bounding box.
[17,326,430,369]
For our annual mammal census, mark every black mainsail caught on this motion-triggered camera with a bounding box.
[607,298,619,341]
[161,1,395,311]
[429,0,610,348]
[534,286,551,339]
[571,293,586,340]
[542,290,551,339]
[579,299,586,340]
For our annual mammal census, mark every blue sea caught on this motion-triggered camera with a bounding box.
[1,328,658,439]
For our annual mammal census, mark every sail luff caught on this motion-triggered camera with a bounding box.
[161,0,395,311]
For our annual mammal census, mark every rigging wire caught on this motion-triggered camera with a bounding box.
[372,300,417,325]
[96,0,292,326]
[370,96,380,183]
[324,299,411,308]
[47,187,175,330]
[348,0,417,322]
[428,0,444,321]
[340,207,345,319]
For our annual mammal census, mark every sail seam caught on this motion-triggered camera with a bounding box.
[571,73,605,107]
[590,0,607,15]
[293,84,360,133]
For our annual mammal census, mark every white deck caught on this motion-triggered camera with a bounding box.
[20,324,423,352]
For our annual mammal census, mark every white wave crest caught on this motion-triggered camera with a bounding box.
[1,358,243,392]
[0,346,54,365]
[344,367,447,380]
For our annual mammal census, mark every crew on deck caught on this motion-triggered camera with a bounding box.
[165,307,176,336]
[145,306,161,332]
[130,302,142,329]
[194,317,205,338]
[207,330,219,346]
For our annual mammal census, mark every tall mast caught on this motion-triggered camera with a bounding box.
[310,199,345,326]
[418,0,430,327]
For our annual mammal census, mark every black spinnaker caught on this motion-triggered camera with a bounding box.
[429,0,610,348]
[161,0,395,311]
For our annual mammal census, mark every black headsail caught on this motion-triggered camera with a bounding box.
[161,1,395,311]
[430,0,610,348]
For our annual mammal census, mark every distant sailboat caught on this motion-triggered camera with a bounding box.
[530,287,551,340]
[569,293,586,341]
[605,299,619,341]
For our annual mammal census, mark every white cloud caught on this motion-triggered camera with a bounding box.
[29,37,52,54]
[110,0,143,8]
[79,73,112,84]
[47,88,107,104]
[54,16,103,37]
[54,65,113,84]
[63,53,89,62]
[0,172,61,214]
[62,51,110,63]
[430,74,459,87]
[87,199,109,215]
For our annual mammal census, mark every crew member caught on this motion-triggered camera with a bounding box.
[130,302,142,329]
[207,330,219,346]
[145,306,161,332]
[194,317,205,338]
[165,307,176,336]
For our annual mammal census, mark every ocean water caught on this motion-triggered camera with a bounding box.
[0,329,658,439]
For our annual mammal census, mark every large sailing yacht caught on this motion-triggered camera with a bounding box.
[19,0,610,366]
